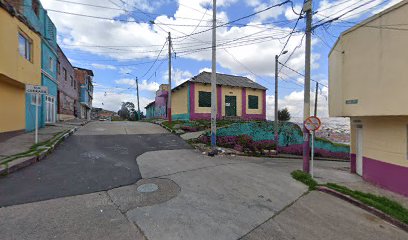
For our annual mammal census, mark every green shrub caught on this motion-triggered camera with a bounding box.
[291,170,318,190]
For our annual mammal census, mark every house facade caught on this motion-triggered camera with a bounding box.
[0,0,41,138]
[329,0,408,196]
[57,45,78,121]
[7,0,58,128]
[145,84,169,119]
[74,67,94,120]
[146,72,267,121]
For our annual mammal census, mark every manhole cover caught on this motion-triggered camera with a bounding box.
[137,183,159,193]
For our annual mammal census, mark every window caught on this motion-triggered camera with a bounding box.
[31,94,40,106]
[49,57,54,72]
[18,32,32,61]
[248,95,259,109]
[198,91,211,107]
[32,0,40,17]
[70,76,73,87]
[74,80,77,89]
[57,61,60,75]
[63,68,67,81]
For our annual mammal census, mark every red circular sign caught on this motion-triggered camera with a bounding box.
[304,116,321,131]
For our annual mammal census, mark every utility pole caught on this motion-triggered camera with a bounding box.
[303,0,313,173]
[274,55,279,152]
[274,51,287,153]
[314,82,318,117]
[136,77,141,120]
[168,32,172,124]
[210,0,217,153]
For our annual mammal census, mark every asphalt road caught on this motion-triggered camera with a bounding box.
[0,121,190,207]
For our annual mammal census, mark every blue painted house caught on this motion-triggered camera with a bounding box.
[10,0,58,130]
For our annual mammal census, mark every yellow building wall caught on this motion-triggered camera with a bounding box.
[194,83,212,114]
[0,81,25,132]
[245,88,263,115]
[329,2,408,117]
[171,84,188,115]
[0,8,41,86]
[351,116,408,167]
[221,86,242,117]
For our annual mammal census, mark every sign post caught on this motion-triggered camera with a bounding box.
[304,116,321,178]
[26,85,48,144]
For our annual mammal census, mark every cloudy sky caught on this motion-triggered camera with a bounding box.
[42,0,401,119]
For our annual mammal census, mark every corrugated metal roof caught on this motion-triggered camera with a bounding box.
[190,72,267,90]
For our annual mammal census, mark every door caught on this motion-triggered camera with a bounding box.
[225,96,237,117]
[356,127,363,176]
[46,95,56,123]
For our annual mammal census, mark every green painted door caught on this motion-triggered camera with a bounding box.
[225,96,237,116]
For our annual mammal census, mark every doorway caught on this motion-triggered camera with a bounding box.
[45,95,56,123]
[356,126,363,176]
[225,96,237,117]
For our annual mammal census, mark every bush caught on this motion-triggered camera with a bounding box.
[291,170,318,190]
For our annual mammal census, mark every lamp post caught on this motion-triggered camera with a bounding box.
[274,50,288,153]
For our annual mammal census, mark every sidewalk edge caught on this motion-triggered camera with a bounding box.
[318,186,408,233]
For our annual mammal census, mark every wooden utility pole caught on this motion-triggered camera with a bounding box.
[136,77,141,120]
[303,0,312,173]
[210,0,217,152]
[168,32,172,123]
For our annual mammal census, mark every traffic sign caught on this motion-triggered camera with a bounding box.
[26,85,48,95]
[304,116,321,132]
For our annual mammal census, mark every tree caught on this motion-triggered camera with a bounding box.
[278,108,291,122]
[118,102,135,120]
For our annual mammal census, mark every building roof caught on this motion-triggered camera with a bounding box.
[174,72,267,91]
[329,0,408,56]
[145,101,155,109]
[74,67,94,76]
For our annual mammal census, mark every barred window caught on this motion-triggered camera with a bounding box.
[198,91,211,107]
[248,95,259,109]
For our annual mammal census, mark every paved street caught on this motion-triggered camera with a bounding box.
[0,122,407,240]
[0,121,190,207]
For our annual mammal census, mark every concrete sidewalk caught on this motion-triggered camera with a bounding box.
[0,123,77,159]
[0,149,406,240]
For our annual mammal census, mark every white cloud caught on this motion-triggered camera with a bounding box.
[93,88,153,113]
[41,0,319,79]
[284,4,302,20]
[91,63,117,70]
[372,0,402,14]
[115,78,160,91]
[199,67,212,73]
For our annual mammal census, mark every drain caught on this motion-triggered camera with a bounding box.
[137,183,159,193]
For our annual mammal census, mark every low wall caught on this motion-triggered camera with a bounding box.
[210,122,350,159]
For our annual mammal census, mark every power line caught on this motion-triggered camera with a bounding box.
[140,40,168,78]
[172,0,292,40]
[278,62,328,88]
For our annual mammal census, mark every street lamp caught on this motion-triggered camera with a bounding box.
[274,50,288,154]
[126,73,141,121]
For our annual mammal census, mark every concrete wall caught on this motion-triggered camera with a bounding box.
[0,7,41,86]
[350,116,408,196]
[57,46,77,118]
[329,2,408,117]
[0,5,41,133]
[0,80,25,133]
[172,84,188,115]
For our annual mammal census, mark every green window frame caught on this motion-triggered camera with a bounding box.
[198,91,211,107]
[248,95,259,109]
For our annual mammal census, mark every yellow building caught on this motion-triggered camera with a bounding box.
[146,72,267,121]
[0,1,41,138]
[329,0,408,196]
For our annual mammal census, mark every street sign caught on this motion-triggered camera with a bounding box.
[25,85,48,144]
[26,85,48,95]
[304,116,321,132]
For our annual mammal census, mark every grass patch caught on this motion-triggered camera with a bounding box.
[0,129,71,165]
[291,170,318,190]
[326,183,408,225]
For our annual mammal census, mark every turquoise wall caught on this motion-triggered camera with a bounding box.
[172,114,190,121]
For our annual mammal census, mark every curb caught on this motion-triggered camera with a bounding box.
[0,127,78,176]
[318,186,408,233]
